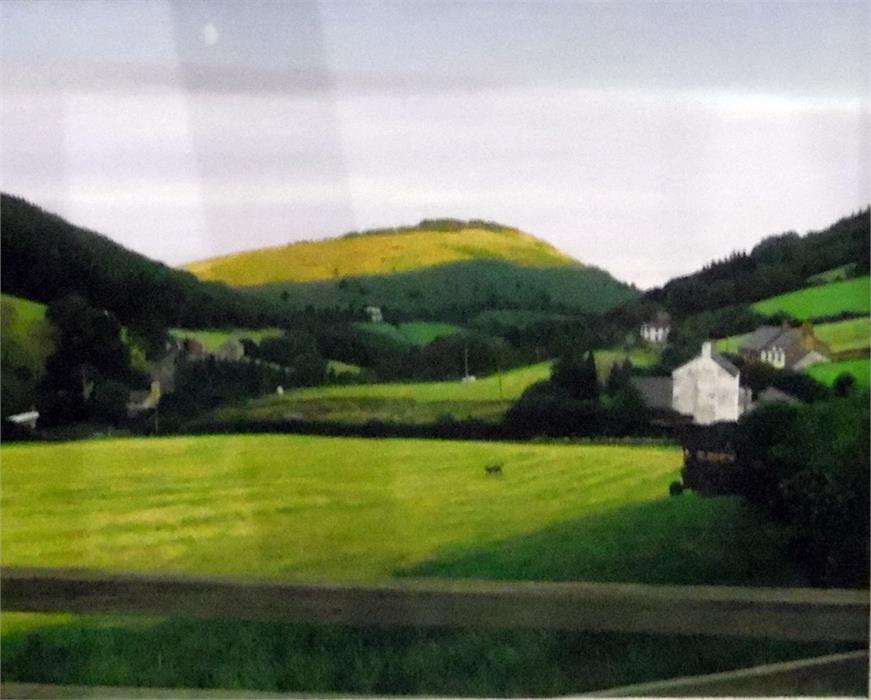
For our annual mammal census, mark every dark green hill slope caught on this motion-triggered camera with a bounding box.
[0,194,286,328]
[255,259,637,319]
[645,208,870,315]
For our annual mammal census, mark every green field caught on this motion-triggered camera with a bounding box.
[213,350,658,426]
[214,362,552,425]
[752,276,870,319]
[0,294,54,416]
[807,263,857,285]
[1,435,846,694]
[718,317,870,357]
[326,359,362,376]
[355,321,464,348]
[170,327,284,352]
[807,358,870,390]
[814,317,870,353]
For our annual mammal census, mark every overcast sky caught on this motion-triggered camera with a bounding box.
[1,1,868,288]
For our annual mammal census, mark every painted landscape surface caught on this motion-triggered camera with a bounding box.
[1,2,869,697]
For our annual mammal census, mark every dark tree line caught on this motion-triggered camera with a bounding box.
[0,193,295,332]
[644,208,870,316]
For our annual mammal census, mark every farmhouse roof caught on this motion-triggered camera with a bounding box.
[757,387,800,404]
[7,411,39,424]
[710,353,740,377]
[631,376,674,411]
[741,326,783,351]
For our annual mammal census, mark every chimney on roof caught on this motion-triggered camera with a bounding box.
[702,341,712,358]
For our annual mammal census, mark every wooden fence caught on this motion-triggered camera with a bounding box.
[2,567,868,697]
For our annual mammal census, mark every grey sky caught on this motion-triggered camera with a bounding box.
[1,1,868,288]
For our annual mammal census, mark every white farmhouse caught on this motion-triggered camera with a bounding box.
[640,311,671,345]
[364,306,384,323]
[672,342,750,425]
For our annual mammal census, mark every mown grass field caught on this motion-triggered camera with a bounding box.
[807,358,870,390]
[1,435,846,694]
[169,327,283,352]
[751,276,870,319]
[185,225,576,286]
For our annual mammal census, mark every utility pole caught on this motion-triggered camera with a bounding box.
[463,345,470,380]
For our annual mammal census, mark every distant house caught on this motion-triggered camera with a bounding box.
[127,381,161,417]
[216,339,245,361]
[672,342,751,425]
[740,322,830,370]
[640,311,671,345]
[6,410,39,430]
[364,306,384,323]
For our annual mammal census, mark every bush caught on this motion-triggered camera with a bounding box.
[669,480,684,496]
[91,380,130,424]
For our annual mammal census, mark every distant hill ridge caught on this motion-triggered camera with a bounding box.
[184,219,579,287]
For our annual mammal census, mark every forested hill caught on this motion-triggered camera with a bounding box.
[645,208,870,315]
[184,219,638,316]
[0,193,285,328]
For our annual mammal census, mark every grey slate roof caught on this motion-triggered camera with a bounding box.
[631,376,674,411]
[757,386,800,404]
[710,352,740,377]
[741,326,783,351]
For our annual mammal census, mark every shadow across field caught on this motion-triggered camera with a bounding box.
[398,496,806,588]
[1,615,854,697]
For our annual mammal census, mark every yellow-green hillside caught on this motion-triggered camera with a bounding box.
[185,222,577,287]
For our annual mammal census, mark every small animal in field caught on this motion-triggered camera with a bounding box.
[485,463,503,476]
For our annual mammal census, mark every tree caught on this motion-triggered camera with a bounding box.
[39,295,138,425]
[551,351,598,401]
[833,372,856,397]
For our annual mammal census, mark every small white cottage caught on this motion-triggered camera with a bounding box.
[364,306,383,323]
[672,342,750,425]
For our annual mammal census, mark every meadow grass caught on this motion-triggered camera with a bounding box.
[215,351,657,425]
[397,321,465,345]
[814,316,870,353]
[1,435,846,694]
[715,333,748,355]
[752,276,870,319]
[806,358,870,390]
[326,359,362,375]
[354,321,464,348]
[185,226,576,286]
[169,328,283,352]
[806,263,857,285]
